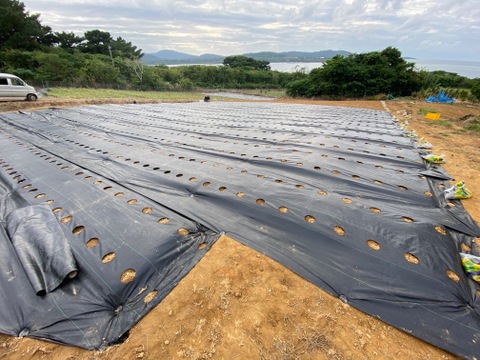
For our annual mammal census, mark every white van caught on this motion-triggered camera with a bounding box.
[0,73,38,101]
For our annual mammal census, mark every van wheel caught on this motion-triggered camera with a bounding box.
[27,93,38,101]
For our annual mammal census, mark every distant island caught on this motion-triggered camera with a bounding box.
[142,50,351,65]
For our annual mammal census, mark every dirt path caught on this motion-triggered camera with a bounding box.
[1,97,479,359]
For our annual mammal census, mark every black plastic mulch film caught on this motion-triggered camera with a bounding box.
[0,102,479,358]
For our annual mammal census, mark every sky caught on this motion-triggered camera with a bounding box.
[22,0,480,61]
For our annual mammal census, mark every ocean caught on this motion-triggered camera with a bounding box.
[409,59,480,79]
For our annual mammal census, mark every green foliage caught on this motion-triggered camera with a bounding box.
[429,120,452,128]
[0,0,53,51]
[79,30,112,55]
[444,88,473,102]
[0,0,147,88]
[1,49,38,74]
[111,36,143,59]
[12,68,34,79]
[417,70,475,90]
[464,123,480,133]
[81,56,120,84]
[418,108,438,115]
[223,55,271,71]
[53,31,84,50]
[412,87,478,103]
[152,64,299,90]
[285,79,311,97]
[471,80,480,100]
[286,47,421,98]
[33,51,79,81]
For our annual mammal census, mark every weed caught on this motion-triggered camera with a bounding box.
[428,120,452,127]
[418,108,438,115]
[432,133,450,138]
[464,123,480,133]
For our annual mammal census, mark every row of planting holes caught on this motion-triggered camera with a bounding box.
[71,120,406,165]
[52,112,406,167]
[27,139,433,234]
[80,109,397,145]
[28,129,389,203]
[54,129,419,196]
[41,124,415,195]
[0,139,468,289]
[23,147,438,266]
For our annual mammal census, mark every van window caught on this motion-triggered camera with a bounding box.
[0,78,8,85]
[11,78,24,86]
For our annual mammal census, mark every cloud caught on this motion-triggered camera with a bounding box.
[22,0,480,60]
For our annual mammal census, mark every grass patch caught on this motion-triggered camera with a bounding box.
[428,120,452,127]
[44,87,280,102]
[432,132,450,138]
[418,108,438,115]
[46,87,206,100]
[464,123,480,133]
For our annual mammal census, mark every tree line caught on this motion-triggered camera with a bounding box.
[286,47,479,100]
[1,0,479,100]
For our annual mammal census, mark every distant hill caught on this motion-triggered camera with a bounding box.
[142,50,351,65]
[141,53,166,64]
[150,50,202,60]
[142,50,224,65]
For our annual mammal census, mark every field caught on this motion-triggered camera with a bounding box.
[1,92,480,359]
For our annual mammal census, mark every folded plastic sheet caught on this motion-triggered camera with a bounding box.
[0,102,479,358]
[6,205,78,295]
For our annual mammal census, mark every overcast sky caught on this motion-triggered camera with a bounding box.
[22,0,479,61]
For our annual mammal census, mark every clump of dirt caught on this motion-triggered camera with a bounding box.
[455,114,480,126]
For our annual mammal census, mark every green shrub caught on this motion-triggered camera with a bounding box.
[471,81,480,101]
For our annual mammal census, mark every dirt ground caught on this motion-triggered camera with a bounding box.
[1,96,480,359]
